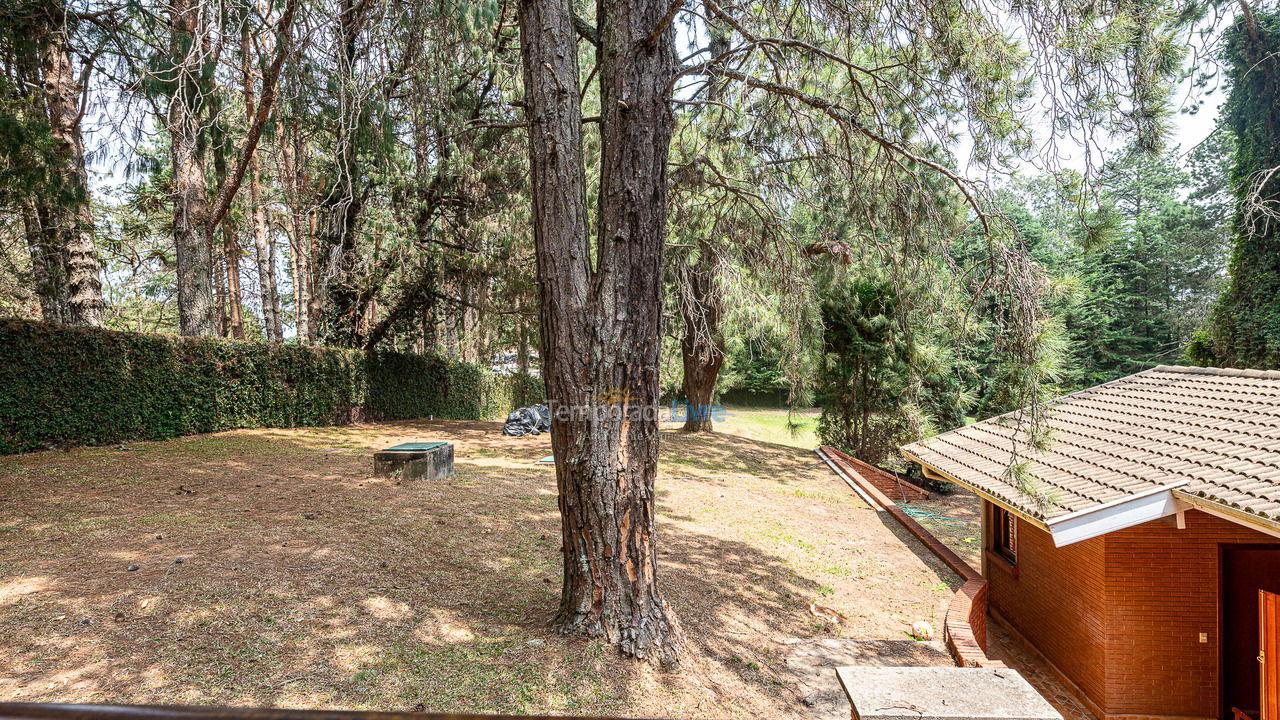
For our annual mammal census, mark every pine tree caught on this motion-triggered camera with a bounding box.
[1208,9,1280,368]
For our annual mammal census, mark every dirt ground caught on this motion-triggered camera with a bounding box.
[0,420,958,718]
[897,488,983,570]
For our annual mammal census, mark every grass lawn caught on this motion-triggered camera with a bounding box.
[669,406,820,449]
[0,419,956,718]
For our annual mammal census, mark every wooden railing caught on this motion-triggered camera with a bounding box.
[0,704,653,720]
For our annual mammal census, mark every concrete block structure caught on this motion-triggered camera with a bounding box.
[373,441,454,481]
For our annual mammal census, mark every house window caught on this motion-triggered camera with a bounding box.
[993,505,1018,564]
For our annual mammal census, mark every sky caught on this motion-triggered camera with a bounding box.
[1172,78,1227,155]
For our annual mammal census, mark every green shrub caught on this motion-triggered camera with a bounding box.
[0,319,543,454]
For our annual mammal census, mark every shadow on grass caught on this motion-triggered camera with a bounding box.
[0,421,857,717]
[656,431,819,483]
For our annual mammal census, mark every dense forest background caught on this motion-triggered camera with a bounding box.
[3,0,1279,466]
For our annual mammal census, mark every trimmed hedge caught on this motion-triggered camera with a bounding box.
[0,319,543,454]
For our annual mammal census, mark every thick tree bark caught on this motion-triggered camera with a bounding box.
[11,52,66,322]
[39,9,104,327]
[519,0,681,662]
[316,190,364,345]
[167,0,296,337]
[169,0,216,337]
[168,0,215,336]
[24,204,70,322]
[679,251,725,432]
[314,0,367,347]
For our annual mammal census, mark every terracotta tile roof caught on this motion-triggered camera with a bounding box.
[901,365,1280,525]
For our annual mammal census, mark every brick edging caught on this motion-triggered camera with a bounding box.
[825,447,932,502]
[819,446,1000,669]
[946,578,999,667]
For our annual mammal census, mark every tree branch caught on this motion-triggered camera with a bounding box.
[714,68,989,231]
[205,0,301,232]
[644,0,683,50]
[572,13,599,46]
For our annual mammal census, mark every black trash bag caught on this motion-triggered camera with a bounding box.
[503,404,552,436]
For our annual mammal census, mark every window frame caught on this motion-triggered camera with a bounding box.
[992,505,1018,565]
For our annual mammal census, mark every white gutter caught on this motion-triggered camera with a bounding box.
[1044,481,1189,525]
[1044,481,1188,547]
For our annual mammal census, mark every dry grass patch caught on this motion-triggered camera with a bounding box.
[898,489,983,570]
[0,420,955,718]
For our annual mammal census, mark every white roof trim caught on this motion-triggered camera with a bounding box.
[909,449,1280,544]
[1045,481,1190,526]
[1173,492,1280,540]
[1048,488,1182,547]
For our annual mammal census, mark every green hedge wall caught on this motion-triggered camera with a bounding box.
[0,319,543,454]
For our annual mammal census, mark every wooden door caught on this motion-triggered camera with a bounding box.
[1263,590,1280,720]
[1225,548,1280,720]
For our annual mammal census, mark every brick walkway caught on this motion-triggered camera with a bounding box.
[986,618,1099,720]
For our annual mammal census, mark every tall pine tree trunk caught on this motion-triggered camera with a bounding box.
[279,118,312,344]
[249,168,281,340]
[676,17,728,429]
[517,316,530,375]
[39,6,104,326]
[213,149,237,337]
[314,0,366,347]
[518,0,681,662]
[306,214,321,342]
[678,240,724,432]
[24,204,70,322]
[167,0,295,338]
[244,24,281,342]
[212,231,228,335]
[169,0,215,336]
[223,221,245,339]
[267,219,284,339]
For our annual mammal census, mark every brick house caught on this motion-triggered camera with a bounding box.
[902,366,1280,720]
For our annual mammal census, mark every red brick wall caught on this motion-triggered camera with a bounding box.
[947,577,999,667]
[984,501,1110,708]
[845,454,930,502]
[825,447,930,501]
[986,503,1280,720]
[1103,510,1279,718]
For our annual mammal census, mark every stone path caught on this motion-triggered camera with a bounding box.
[987,619,1100,720]
[781,638,953,720]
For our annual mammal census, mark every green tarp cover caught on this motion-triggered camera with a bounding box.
[382,442,448,452]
